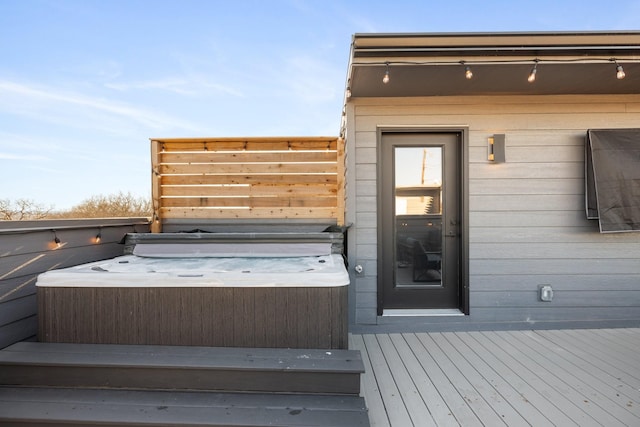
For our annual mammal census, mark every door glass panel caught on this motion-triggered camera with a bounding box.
[394,147,443,286]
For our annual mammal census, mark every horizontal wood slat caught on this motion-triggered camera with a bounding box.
[161,196,337,208]
[158,138,338,152]
[160,162,335,175]
[160,207,339,220]
[161,151,338,164]
[161,184,337,197]
[161,174,338,186]
[151,137,345,231]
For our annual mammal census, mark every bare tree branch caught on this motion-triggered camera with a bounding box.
[0,198,53,220]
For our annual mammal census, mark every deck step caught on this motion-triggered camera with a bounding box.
[0,387,369,426]
[0,342,364,395]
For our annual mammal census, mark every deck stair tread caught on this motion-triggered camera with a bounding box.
[0,342,369,426]
[0,342,363,372]
[0,342,364,395]
[0,387,369,426]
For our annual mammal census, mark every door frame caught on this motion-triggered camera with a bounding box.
[376,126,470,315]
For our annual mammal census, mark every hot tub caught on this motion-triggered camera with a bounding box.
[37,235,350,349]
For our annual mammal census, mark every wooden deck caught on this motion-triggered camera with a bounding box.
[350,328,640,426]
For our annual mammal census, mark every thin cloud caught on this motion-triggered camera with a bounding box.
[0,152,49,161]
[105,77,197,95]
[0,132,103,161]
[105,75,244,98]
[0,80,202,132]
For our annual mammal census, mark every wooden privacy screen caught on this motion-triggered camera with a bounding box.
[151,137,345,232]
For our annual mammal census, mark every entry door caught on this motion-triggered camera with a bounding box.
[379,132,461,312]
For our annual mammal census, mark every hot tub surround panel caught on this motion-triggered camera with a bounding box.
[37,285,348,349]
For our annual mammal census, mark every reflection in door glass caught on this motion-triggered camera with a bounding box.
[394,147,443,286]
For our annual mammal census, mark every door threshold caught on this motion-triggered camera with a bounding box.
[383,309,464,317]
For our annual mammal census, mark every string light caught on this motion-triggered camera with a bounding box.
[52,230,62,249]
[365,57,633,86]
[613,59,626,79]
[461,61,473,79]
[382,62,390,84]
[527,60,538,83]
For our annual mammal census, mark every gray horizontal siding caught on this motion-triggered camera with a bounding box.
[0,219,150,349]
[346,94,640,329]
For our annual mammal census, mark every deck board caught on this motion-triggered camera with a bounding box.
[429,332,528,426]
[541,330,640,388]
[508,330,638,426]
[491,330,623,426]
[376,334,436,426]
[545,331,640,396]
[402,333,482,427]
[534,331,640,405]
[388,334,456,427]
[417,333,509,427]
[580,329,640,369]
[471,330,584,426]
[0,387,368,426]
[349,334,390,427]
[351,328,640,427]
[362,334,413,427]
[483,330,601,426]
[442,332,552,426]
[0,342,364,396]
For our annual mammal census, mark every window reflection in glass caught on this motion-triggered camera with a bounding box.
[394,147,443,286]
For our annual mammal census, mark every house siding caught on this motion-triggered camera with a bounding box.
[346,94,640,330]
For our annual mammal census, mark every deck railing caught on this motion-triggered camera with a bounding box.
[0,218,150,349]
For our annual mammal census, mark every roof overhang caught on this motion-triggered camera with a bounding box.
[346,32,640,97]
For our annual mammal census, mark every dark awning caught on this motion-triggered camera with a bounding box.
[585,129,640,233]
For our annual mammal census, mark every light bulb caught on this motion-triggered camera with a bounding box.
[53,234,61,249]
[465,66,473,79]
[382,70,390,84]
[527,63,537,83]
[616,64,626,80]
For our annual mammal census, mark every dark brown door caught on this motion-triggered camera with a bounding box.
[379,132,462,312]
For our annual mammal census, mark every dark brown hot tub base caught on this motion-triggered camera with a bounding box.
[38,285,348,349]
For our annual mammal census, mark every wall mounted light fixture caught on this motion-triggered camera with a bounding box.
[488,134,506,163]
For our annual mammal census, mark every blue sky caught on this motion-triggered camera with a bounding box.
[1,0,639,211]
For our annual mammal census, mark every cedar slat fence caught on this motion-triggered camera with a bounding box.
[151,137,345,232]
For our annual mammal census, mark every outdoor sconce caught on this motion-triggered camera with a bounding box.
[488,134,506,163]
